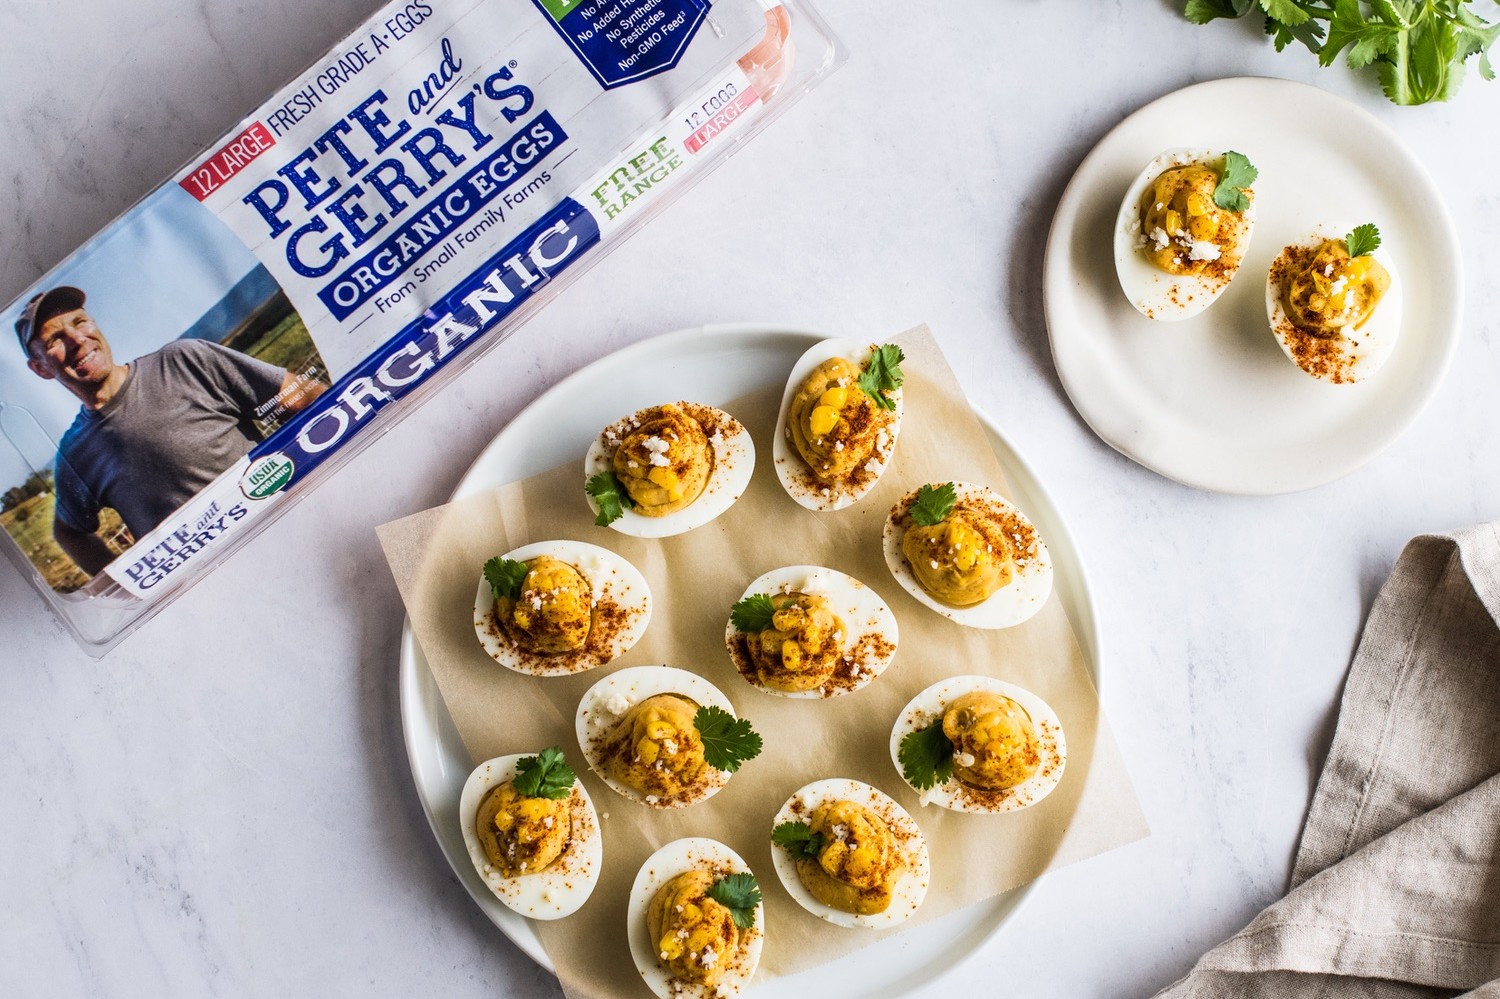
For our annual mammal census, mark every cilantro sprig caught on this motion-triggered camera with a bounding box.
[707,872,761,930]
[694,705,762,773]
[898,717,956,791]
[730,593,778,633]
[858,344,905,411]
[513,747,578,799]
[483,556,529,601]
[909,482,957,527]
[1185,0,1498,106]
[1212,151,1258,212]
[771,821,826,861]
[1345,223,1381,258]
[585,471,633,527]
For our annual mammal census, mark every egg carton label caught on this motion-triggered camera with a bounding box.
[0,0,793,620]
[531,0,711,89]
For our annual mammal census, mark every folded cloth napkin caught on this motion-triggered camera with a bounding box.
[1156,523,1500,999]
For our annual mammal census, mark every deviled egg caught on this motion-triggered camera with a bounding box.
[583,402,754,537]
[773,339,904,511]
[883,481,1052,629]
[1266,222,1402,384]
[725,565,898,697]
[576,665,763,808]
[628,837,763,999]
[1115,148,1257,321]
[459,748,602,919]
[474,540,652,676]
[890,675,1066,814]
[769,777,929,928]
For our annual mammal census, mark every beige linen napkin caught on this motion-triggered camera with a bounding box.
[1157,523,1500,998]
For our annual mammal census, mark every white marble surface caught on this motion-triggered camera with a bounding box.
[3,1,1499,996]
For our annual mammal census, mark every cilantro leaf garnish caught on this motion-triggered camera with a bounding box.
[694,705,762,773]
[1345,223,1381,258]
[730,593,777,633]
[1184,0,1255,24]
[1184,0,1498,106]
[771,820,826,861]
[483,556,529,601]
[513,746,577,800]
[1212,151,1258,212]
[909,482,957,527]
[858,344,905,411]
[708,872,761,929]
[898,717,955,791]
[585,471,633,527]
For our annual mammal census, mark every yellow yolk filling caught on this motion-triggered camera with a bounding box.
[612,404,713,516]
[796,799,904,915]
[942,690,1041,792]
[475,781,571,877]
[902,510,1014,607]
[1137,164,1230,276]
[494,555,592,654]
[646,869,739,987]
[744,592,844,692]
[604,693,711,801]
[1282,238,1391,336]
[786,357,889,483]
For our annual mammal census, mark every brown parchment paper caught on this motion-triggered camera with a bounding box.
[377,325,1148,999]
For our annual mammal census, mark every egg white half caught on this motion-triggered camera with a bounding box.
[882,481,1053,630]
[627,837,764,999]
[474,540,653,677]
[772,338,903,512]
[769,777,930,929]
[724,565,899,698]
[1266,224,1403,384]
[575,665,738,808]
[458,752,603,919]
[583,402,755,538]
[889,675,1066,814]
[1114,147,1256,322]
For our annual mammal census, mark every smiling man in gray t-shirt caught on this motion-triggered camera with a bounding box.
[16,285,322,575]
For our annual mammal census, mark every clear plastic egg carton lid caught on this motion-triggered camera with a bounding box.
[0,0,845,655]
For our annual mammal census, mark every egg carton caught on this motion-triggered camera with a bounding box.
[0,0,844,655]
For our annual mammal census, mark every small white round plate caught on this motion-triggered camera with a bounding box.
[1044,77,1462,495]
[398,325,1102,997]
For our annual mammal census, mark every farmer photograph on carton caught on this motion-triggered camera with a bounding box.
[0,186,329,591]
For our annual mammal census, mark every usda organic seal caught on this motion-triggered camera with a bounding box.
[240,454,295,499]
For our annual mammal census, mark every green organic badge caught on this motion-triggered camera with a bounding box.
[535,0,581,22]
[241,455,295,500]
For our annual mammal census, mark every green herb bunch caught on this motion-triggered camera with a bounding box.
[1185,0,1499,105]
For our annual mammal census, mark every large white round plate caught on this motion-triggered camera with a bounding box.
[398,325,1102,997]
[1044,77,1462,495]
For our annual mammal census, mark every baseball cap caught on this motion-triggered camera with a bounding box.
[14,286,86,357]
